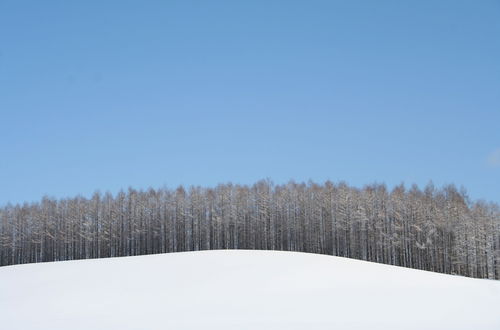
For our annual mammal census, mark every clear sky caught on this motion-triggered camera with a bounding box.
[1,1,499,205]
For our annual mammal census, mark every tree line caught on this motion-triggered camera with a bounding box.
[0,180,499,279]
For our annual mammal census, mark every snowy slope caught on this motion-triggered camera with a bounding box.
[0,250,499,330]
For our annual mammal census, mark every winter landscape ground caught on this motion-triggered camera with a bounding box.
[1,250,499,330]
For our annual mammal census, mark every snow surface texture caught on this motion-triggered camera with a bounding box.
[1,250,499,330]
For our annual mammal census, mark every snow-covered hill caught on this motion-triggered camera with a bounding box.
[1,250,499,330]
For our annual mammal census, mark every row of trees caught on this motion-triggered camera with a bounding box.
[0,180,499,279]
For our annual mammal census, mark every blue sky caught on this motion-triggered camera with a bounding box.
[1,1,499,205]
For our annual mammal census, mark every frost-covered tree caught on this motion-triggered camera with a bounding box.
[0,180,499,279]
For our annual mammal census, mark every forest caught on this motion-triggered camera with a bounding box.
[0,180,499,279]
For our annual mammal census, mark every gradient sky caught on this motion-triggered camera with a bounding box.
[1,1,499,205]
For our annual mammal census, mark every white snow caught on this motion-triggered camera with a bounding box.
[1,250,499,330]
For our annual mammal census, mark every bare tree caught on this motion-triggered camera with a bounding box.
[0,181,499,279]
